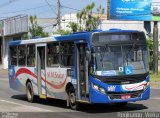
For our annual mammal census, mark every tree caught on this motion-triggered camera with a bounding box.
[66,3,104,33]
[76,2,105,31]
[147,36,154,70]
[147,35,160,72]
[53,29,71,35]
[67,22,79,33]
[29,16,48,39]
[96,5,105,29]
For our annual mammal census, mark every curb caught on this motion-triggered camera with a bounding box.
[151,87,160,89]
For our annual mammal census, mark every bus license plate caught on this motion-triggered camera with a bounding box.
[121,94,131,100]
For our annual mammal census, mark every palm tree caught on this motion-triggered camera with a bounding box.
[76,2,105,31]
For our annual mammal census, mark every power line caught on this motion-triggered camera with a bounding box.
[0,5,48,15]
[42,23,57,28]
[44,0,57,16]
[61,5,81,12]
[61,4,103,14]
[0,0,20,7]
[0,2,101,17]
[0,3,59,16]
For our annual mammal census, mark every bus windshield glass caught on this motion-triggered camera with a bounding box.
[90,33,149,76]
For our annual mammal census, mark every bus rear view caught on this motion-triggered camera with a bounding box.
[89,30,150,105]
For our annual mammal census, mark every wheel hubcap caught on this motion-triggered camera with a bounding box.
[70,93,75,104]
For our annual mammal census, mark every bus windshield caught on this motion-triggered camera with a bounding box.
[90,45,149,76]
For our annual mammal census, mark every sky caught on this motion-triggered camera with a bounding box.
[0,0,107,19]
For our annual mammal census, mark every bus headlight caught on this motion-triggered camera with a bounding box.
[93,84,99,91]
[93,84,106,94]
[99,87,105,94]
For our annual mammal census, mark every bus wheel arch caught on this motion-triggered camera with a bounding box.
[26,79,35,103]
[65,83,79,110]
[65,83,74,94]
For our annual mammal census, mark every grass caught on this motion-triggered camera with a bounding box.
[149,71,160,82]
[152,16,160,21]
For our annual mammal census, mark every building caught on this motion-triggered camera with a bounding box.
[0,15,57,69]
[36,18,57,36]
[0,15,28,69]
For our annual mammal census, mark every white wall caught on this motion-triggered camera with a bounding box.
[100,20,145,31]
[36,18,57,36]
[61,13,78,31]
[2,37,12,69]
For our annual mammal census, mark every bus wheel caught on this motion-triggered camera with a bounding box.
[26,82,35,103]
[115,102,128,107]
[68,87,79,110]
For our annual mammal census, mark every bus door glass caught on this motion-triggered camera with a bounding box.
[36,44,47,98]
[76,43,89,99]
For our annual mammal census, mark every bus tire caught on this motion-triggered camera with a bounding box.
[115,102,128,107]
[68,87,79,110]
[26,82,35,103]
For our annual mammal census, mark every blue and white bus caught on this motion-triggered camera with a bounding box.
[8,29,150,110]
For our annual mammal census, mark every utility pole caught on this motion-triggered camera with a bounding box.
[57,0,61,31]
[153,21,159,74]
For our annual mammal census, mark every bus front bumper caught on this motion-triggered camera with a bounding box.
[89,86,150,103]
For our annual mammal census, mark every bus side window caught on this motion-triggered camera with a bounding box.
[10,46,18,66]
[47,42,60,67]
[60,42,74,67]
[18,45,26,66]
[27,45,35,67]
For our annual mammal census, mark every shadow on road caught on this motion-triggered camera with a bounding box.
[78,103,148,113]
[11,94,148,113]
[11,94,68,108]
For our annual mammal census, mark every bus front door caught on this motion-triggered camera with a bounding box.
[36,45,46,99]
[76,43,89,100]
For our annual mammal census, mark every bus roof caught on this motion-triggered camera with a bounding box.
[8,29,142,46]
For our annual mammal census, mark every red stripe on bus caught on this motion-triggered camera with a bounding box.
[14,68,66,89]
[14,68,37,81]
[125,83,147,90]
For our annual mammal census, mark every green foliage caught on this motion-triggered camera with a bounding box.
[67,22,78,33]
[29,15,49,39]
[147,36,153,70]
[75,2,105,31]
[53,30,71,35]
[150,71,160,82]
[22,33,29,40]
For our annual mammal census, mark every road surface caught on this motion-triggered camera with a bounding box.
[0,70,160,118]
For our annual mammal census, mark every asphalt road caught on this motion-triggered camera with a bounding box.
[0,71,160,118]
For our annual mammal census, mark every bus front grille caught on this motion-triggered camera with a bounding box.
[107,90,143,100]
[93,73,148,85]
[102,78,145,84]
